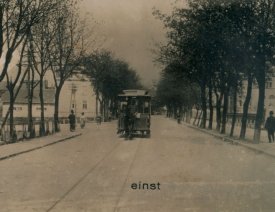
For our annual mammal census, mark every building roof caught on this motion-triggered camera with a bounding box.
[119,90,150,97]
[0,85,55,105]
[66,73,90,82]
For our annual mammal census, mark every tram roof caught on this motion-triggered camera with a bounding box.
[118,89,151,97]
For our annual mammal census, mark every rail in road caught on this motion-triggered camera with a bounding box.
[2,117,275,211]
[46,141,122,212]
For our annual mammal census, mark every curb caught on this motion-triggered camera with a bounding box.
[0,133,82,161]
[236,142,275,159]
[184,123,275,159]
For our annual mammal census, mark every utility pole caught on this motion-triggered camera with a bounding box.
[70,83,77,114]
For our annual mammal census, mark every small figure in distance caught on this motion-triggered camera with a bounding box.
[80,112,86,129]
[96,114,102,125]
[265,111,275,143]
[68,110,76,132]
[177,113,181,124]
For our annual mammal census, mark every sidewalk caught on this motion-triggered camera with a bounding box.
[0,124,82,161]
[184,119,275,159]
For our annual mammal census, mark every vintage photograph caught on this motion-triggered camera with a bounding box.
[0,0,275,211]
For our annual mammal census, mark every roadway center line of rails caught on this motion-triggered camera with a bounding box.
[46,142,121,212]
[113,139,141,212]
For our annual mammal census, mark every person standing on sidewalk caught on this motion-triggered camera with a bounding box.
[177,113,181,124]
[80,112,86,129]
[96,115,102,125]
[265,111,275,143]
[68,110,76,132]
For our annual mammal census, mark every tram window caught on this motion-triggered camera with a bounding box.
[131,99,135,105]
[120,102,127,111]
[137,100,143,113]
[144,101,149,113]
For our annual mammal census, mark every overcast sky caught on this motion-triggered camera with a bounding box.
[80,0,186,87]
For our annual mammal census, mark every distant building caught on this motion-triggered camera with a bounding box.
[0,83,55,119]
[58,73,97,120]
[229,70,275,120]
[0,72,97,123]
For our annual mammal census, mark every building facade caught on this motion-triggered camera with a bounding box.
[0,83,55,119]
[229,72,275,120]
[58,73,97,120]
[0,73,97,122]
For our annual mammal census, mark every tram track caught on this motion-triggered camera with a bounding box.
[113,139,141,212]
[46,141,121,212]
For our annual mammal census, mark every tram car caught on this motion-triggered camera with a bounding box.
[117,90,151,138]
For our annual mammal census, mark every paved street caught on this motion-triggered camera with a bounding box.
[1,116,275,211]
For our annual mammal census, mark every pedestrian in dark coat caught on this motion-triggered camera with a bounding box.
[124,104,131,137]
[177,113,181,124]
[265,111,275,143]
[68,110,76,132]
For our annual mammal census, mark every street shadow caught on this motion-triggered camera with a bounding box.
[118,133,151,141]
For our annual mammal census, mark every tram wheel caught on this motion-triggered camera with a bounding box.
[141,131,145,137]
[145,130,151,138]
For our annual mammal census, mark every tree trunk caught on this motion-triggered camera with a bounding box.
[230,86,237,137]
[106,98,109,121]
[197,110,203,126]
[193,108,199,125]
[186,108,192,124]
[39,79,45,136]
[208,81,213,129]
[28,70,35,138]
[216,96,222,131]
[179,105,183,121]
[200,81,207,128]
[214,89,223,132]
[240,74,253,139]
[221,88,229,134]
[8,88,15,143]
[173,104,177,119]
[100,97,104,117]
[102,98,105,121]
[54,87,61,132]
[28,88,34,138]
[96,90,99,117]
[253,80,265,143]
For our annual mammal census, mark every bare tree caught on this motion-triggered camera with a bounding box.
[4,40,28,142]
[0,0,58,82]
[28,13,55,136]
[49,1,88,131]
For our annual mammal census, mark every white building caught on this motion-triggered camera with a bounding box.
[58,73,97,120]
[231,71,275,119]
[0,83,55,119]
[0,72,97,122]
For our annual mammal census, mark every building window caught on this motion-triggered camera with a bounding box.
[266,81,272,88]
[13,107,22,111]
[83,100,87,110]
[36,107,47,111]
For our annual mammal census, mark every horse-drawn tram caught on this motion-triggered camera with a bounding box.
[117,89,151,139]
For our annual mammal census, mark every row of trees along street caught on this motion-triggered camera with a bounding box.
[154,0,275,143]
[0,0,142,143]
[83,51,142,121]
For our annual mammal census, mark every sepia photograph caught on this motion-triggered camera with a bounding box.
[0,0,275,211]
